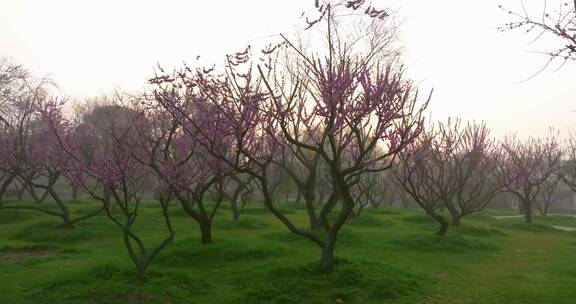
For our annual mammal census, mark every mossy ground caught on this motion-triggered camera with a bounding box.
[1,201,576,303]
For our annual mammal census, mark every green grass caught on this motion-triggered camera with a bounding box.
[401,213,437,224]
[390,234,498,253]
[212,216,271,230]
[346,214,393,228]
[235,258,427,304]
[1,199,576,303]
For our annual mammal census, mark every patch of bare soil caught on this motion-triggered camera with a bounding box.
[0,249,60,262]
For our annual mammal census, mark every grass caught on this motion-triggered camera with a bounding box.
[235,258,428,304]
[212,216,271,230]
[1,200,576,303]
[346,214,393,228]
[492,221,563,233]
[390,234,498,253]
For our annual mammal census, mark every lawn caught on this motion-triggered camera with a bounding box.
[1,200,576,303]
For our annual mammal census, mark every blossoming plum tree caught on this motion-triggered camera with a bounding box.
[151,0,429,271]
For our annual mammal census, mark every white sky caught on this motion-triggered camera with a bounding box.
[0,0,574,139]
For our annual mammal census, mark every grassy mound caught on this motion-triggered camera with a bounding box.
[235,258,428,304]
[278,202,309,210]
[368,208,403,215]
[0,243,62,253]
[0,210,33,225]
[401,214,436,224]
[450,225,506,237]
[26,263,210,303]
[347,215,393,228]
[262,231,311,244]
[0,244,67,264]
[464,213,495,221]
[262,229,361,245]
[493,222,562,233]
[70,205,105,217]
[64,199,95,205]
[535,215,576,227]
[167,203,229,218]
[168,206,190,217]
[155,239,283,268]
[242,206,295,215]
[213,216,271,230]
[390,234,497,253]
[9,221,106,244]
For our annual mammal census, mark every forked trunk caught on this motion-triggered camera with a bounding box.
[305,195,321,230]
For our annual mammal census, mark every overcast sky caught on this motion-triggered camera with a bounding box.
[0,0,574,138]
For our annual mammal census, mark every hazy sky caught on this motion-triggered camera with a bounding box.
[0,0,574,138]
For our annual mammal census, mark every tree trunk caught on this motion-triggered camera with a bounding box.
[58,203,74,229]
[61,214,74,229]
[230,198,241,221]
[319,235,336,272]
[232,209,241,221]
[48,187,73,228]
[542,203,550,216]
[135,260,148,282]
[309,214,322,230]
[451,214,462,226]
[423,209,450,236]
[0,173,17,202]
[123,229,149,282]
[438,220,449,236]
[230,189,244,221]
[199,219,213,244]
[17,186,25,200]
[72,185,79,200]
[524,201,533,224]
[429,212,449,236]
